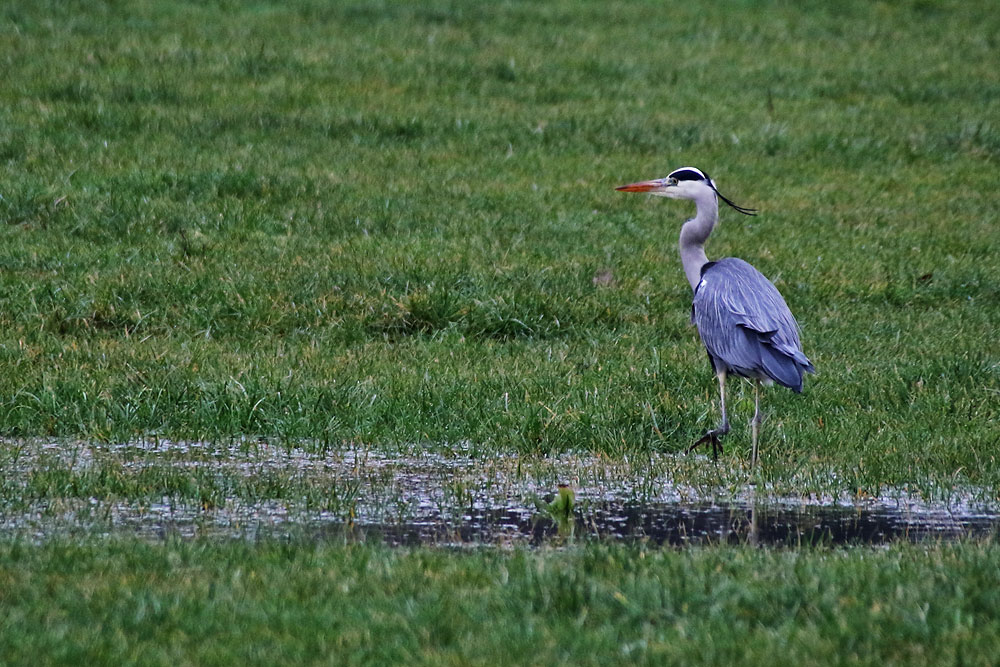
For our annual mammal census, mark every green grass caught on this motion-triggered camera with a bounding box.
[1,537,999,665]
[0,0,998,492]
[1,1,1000,662]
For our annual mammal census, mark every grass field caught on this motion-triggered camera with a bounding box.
[1,0,1000,663]
[2,539,1000,665]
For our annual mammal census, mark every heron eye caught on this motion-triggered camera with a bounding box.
[666,177,678,186]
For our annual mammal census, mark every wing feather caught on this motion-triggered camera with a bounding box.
[692,258,814,391]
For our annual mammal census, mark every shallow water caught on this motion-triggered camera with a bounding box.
[7,496,996,547]
[363,502,1000,547]
[2,440,998,546]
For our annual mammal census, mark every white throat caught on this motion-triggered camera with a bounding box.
[678,189,719,291]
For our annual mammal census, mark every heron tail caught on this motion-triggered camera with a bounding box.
[760,344,806,393]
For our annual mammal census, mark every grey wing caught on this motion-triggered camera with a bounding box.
[692,258,814,391]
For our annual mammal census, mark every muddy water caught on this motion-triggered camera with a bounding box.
[2,441,998,546]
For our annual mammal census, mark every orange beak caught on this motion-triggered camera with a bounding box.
[615,179,664,193]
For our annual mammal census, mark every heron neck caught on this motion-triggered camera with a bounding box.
[679,192,719,290]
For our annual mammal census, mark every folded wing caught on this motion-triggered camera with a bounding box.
[692,258,815,392]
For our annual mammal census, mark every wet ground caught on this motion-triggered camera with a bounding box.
[2,440,998,546]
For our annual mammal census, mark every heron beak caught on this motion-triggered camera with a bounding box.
[615,179,664,193]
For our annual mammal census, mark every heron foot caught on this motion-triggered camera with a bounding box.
[689,428,727,461]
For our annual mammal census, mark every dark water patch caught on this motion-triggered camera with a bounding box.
[327,500,1000,547]
[9,497,993,548]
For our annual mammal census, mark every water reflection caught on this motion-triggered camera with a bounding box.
[344,500,1000,547]
[4,495,998,547]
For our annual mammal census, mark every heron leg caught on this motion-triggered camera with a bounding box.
[689,371,730,460]
[751,380,762,469]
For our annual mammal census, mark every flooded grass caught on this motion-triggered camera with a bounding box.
[4,440,999,662]
[3,440,997,547]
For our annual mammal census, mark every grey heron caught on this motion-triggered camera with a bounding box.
[616,167,813,467]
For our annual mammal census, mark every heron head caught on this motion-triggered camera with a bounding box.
[616,167,757,215]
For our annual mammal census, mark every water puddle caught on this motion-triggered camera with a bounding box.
[371,500,999,547]
[2,440,998,546]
